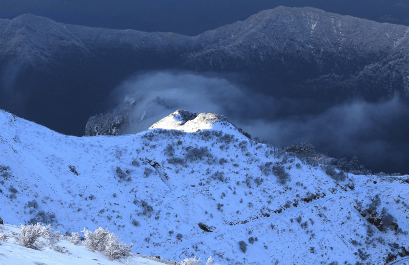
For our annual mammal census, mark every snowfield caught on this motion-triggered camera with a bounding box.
[1,109,409,264]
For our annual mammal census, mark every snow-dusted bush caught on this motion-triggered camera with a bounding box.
[82,227,109,251]
[211,171,227,183]
[25,199,38,209]
[259,162,273,176]
[185,146,212,162]
[205,256,220,265]
[272,165,290,184]
[41,224,61,246]
[164,143,176,156]
[8,185,18,193]
[167,157,185,165]
[219,158,228,165]
[180,256,202,265]
[239,240,248,253]
[143,167,154,178]
[17,223,59,249]
[17,223,44,248]
[29,210,57,225]
[381,208,398,232]
[103,232,133,260]
[140,200,154,217]
[69,232,81,245]
[131,159,140,167]
[254,177,263,186]
[116,166,127,179]
[0,233,8,242]
[82,227,132,260]
[219,133,234,144]
[284,142,314,155]
[0,165,11,180]
[325,166,346,182]
[180,256,220,265]
[238,140,248,152]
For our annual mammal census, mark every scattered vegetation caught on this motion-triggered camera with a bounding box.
[115,167,131,181]
[272,165,290,185]
[239,240,248,253]
[325,165,346,182]
[198,222,213,232]
[68,165,79,176]
[29,211,57,225]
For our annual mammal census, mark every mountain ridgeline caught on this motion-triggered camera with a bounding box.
[0,6,409,136]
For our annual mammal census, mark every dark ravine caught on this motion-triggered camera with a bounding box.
[1,6,409,136]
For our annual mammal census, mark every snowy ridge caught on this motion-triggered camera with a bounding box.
[149,110,240,136]
[1,108,409,264]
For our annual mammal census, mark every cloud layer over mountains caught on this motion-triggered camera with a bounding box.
[111,71,409,174]
[1,6,409,174]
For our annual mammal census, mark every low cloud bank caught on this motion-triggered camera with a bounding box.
[112,70,409,174]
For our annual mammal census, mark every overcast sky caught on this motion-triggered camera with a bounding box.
[1,0,409,35]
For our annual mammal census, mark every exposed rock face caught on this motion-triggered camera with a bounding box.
[1,7,409,135]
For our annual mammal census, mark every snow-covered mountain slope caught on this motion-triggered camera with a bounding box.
[1,108,409,264]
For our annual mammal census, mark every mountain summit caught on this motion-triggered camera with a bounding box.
[1,108,409,264]
[149,110,239,135]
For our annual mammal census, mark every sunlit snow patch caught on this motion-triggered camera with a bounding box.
[149,109,239,135]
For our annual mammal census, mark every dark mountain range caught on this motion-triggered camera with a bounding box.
[0,6,409,137]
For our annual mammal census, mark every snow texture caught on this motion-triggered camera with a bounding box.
[1,108,409,264]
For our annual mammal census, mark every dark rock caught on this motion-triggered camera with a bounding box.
[0,217,3,224]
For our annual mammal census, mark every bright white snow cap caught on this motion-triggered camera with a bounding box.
[148,109,239,134]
